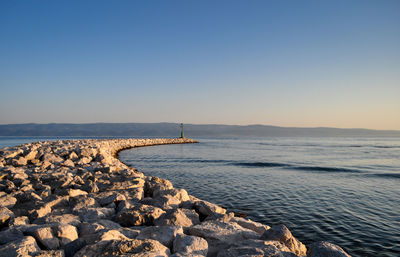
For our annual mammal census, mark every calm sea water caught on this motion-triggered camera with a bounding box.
[119,137,400,257]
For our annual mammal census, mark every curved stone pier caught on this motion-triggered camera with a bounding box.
[0,138,351,257]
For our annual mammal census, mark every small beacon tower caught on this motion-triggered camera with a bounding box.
[180,123,184,138]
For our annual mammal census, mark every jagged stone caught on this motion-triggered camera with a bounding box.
[218,239,298,257]
[144,194,182,209]
[145,176,174,197]
[63,238,86,257]
[95,191,126,206]
[205,212,235,223]
[68,152,78,160]
[0,206,14,227]
[0,227,25,244]
[70,196,99,213]
[188,220,259,256]
[0,236,41,257]
[193,198,226,217]
[24,150,38,161]
[42,153,63,164]
[99,229,129,241]
[307,241,351,257]
[0,194,17,208]
[15,191,43,203]
[10,216,30,226]
[78,207,115,222]
[31,226,60,250]
[154,188,190,201]
[30,196,69,219]
[74,239,170,257]
[78,222,105,244]
[62,159,75,168]
[155,208,200,227]
[231,216,270,235]
[12,156,28,166]
[96,219,122,230]
[54,224,78,246]
[82,180,99,193]
[137,225,183,248]
[173,234,208,256]
[34,214,81,227]
[116,204,165,226]
[117,227,141,239]
[67,189,87,197]
[261,224,307,256]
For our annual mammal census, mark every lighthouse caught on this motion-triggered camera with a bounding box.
[180,123,184,138]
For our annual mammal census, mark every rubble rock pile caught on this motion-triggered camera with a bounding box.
[0,138,351,257]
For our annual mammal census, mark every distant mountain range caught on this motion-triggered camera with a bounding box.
[0,123,399,138]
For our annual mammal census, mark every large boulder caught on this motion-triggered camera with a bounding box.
[0,236,41,257]
[33,214,81,227]
[0,194,17,209]
[261,224,307,256]
[0,227,25,244]
[173,234,208,256]
[154,208,200,227]
[137,225,183,248]
[307,241,351,257]
[188,220,259,256]
[54,224,78,246]
[95,191,126,206]
[63,238,86,257]
[231,216,270,235]
[78,207,115,222]
[192,198,226,217]
[70,196,100,213]
[31,226,60,250]
[116,204,165,226]
[99,229,129,241]
[67,189,87,197]
[0,206,14,227]
[74,239,170,257]
[78,222,106,244]
[145,176,173,197]
[217,239,298,257]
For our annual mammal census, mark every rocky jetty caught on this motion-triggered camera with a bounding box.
[0,138,351,257]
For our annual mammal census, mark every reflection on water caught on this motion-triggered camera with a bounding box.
[119,137,400,257]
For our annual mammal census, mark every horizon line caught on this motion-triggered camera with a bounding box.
[0,122,399,132]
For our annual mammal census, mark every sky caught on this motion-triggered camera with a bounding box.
[0,1,399,130]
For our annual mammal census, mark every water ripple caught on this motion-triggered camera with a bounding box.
[119,137,400,257]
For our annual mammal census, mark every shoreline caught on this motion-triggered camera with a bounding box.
[0,138,351,256]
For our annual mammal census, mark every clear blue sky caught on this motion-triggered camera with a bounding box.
[1,0,399,129]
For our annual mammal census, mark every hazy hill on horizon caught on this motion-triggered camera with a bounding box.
[0,123,399,138]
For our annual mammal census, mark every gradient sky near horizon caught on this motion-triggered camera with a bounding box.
[1,1,399,130]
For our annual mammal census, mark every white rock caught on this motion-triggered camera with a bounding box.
[32,226,60,250]
[231,216,271,235]
[261,224,307,256]
[0,236,41,257]
[74,239,171,257]
[173,234,208,256]
[99,229,129,241]
[68,189,87,197]
[307,241,351,257]
[188,220,259,256]
[55,224,78,246]
[137,225,184,248]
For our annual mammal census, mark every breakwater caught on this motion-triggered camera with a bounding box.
[0,138,351,256]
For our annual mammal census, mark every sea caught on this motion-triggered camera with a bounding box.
[1,136,399,257]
